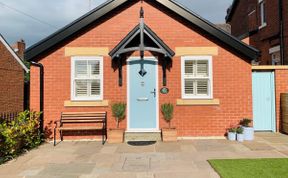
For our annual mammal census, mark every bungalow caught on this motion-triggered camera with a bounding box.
[25,0,259,141]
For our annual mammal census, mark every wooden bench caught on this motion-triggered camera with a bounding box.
[54,112,107,146]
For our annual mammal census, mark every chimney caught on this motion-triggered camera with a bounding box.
[12,39,26,59]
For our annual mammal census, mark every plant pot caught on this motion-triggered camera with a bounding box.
[242,126,254,141]
[108,129,124,143]
[237,133,244,142]
[227,132,236,141]
[162,128,177,142]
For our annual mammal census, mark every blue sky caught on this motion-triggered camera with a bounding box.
[0,0,232,47]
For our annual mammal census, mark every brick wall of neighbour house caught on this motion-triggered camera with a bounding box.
[30,1,253,140]
[274,69,288,132]
[229,0,288,65]
[229,0,249,37]
[284,0,288,64]
[0,41,24,113]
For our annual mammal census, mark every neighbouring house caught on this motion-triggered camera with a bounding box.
[0,34,29,113]
[25,0,261,140]
[226,0,288,65]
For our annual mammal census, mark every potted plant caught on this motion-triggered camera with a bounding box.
[227,127,237,141]
[236,127,244,142]
[161,103,177,142]
[240,118,254,141]
[108,102,126,143]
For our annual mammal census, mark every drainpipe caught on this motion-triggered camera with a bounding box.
[30,61,44,134]
[279,0,285,64]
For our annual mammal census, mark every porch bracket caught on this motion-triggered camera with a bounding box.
[116,55,122,86]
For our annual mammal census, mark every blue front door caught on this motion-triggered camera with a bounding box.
[128,57,158,131]
[252,72,276,131]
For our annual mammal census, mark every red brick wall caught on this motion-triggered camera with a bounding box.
[0,41,24,113]
[229,0,286,65]
[275,69,288,132]
[284,0,288,64]
[30,1,252,139]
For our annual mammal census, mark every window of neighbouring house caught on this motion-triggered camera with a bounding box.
[71,56,103,101]
[259,0,266,28]
[181,56,213,99]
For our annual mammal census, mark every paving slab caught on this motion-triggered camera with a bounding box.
[155,142,181,152]
[243,142,275,151]
[0,133,287,178]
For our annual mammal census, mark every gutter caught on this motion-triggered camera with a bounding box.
[279,0,285,64]
[30,61,44,134]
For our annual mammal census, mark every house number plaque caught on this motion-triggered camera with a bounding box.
[160,87,169,94]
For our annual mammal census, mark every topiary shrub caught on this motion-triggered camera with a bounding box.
[161,103,174,129]
[111,103,126,128]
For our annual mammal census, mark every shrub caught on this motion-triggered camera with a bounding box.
[236,127,244,134]
[111,103,126,128]
[0,110,43,163]
[161,103,174,128]
[240,118,252,127]
[228,127,237,133]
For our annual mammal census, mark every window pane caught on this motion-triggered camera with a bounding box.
[197,80,208,95]
[185,61,194,75]
[75,80,88,97]
[184,79,194,95]
[89,60,100,76]
[91,80,100,96]
[75,61,87,78]
[197,61,208,77]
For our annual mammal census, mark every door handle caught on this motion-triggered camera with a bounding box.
[137,97,149,101]
[150,88,156,97]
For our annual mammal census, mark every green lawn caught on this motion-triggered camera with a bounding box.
[209,158,288,178]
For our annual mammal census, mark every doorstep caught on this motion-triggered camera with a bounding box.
[124,132,162,142]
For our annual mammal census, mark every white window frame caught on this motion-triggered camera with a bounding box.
[71,56,103,101]
[181,56,213,99]
[259,0,267,29]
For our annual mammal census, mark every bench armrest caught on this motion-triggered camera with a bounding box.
[54,120,61,128]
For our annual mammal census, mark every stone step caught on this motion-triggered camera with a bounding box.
[125,132,162,142]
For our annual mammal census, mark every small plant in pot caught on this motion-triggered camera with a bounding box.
[108,102,126,143]
[227,127,237,141]
[236,127,244,142]
[161,103,177,142]
[240,118,254,141]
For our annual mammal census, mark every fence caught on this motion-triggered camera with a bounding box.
[0,112,19,124]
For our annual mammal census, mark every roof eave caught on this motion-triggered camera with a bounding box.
[225,0,239,23]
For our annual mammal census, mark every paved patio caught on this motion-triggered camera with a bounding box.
[0,133,288,178]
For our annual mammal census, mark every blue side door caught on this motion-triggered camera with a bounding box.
[252,72,276,131]
[128,58,158,131]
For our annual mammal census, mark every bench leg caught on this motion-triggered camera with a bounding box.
[102,128,104,145]
[60,130,63,141]
[54,128,56,146]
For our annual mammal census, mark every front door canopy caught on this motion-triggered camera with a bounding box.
[109,7,175,59]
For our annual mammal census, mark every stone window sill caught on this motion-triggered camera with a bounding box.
[176,99,220,106]
[64,100,109,107]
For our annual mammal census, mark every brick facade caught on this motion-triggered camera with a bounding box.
[0,39,25,113]
[275,69,288,131]
[30,1,253,139]
[227,0,288,65]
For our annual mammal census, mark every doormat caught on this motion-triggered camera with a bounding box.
[127,141,156,146]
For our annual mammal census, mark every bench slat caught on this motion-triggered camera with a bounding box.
[57,126,103,130]
[62,116,106,119]
[61,120,104,123]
